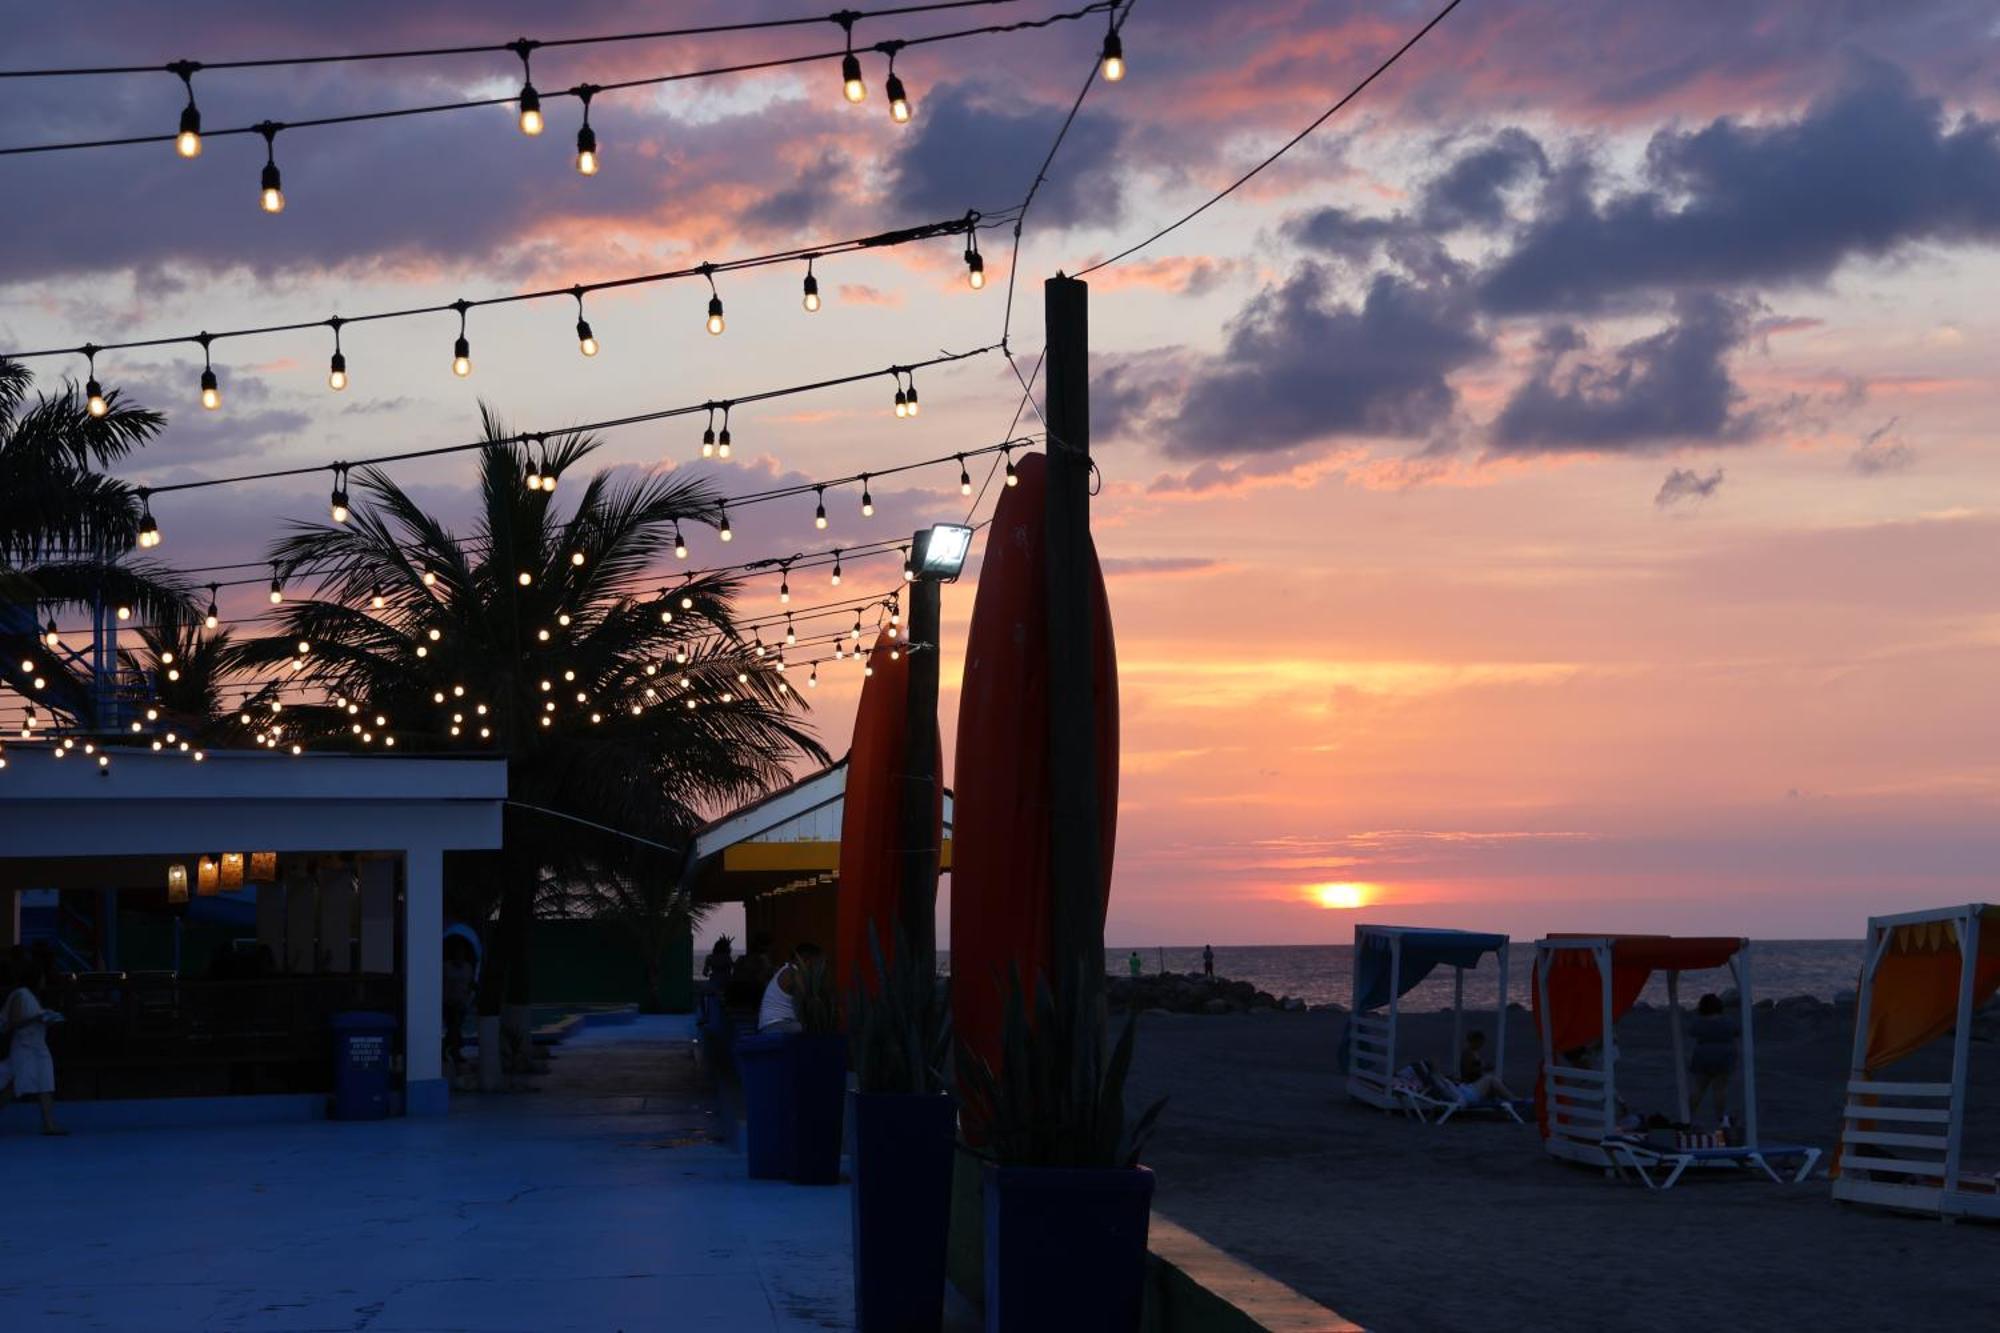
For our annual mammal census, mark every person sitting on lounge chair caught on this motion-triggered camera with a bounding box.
[1448,1030,1516,1103]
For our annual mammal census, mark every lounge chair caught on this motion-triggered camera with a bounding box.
[1395,1084,1529,1125]
[1600,1134,1821,1190]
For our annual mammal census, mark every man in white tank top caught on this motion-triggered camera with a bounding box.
[757,943,821,1033]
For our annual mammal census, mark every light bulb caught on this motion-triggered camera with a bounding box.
[575,123,598,175]
[803,272,820,312]
[814,491,827,529]
[138,510,161,548]
[886,72,912,123]
[328,351,348,391]
[204,602,219,630]
[519,84,543,135]
[259,161,285,214]
[862,488,875,517]
[86,378,108,417]
[518,571,532,586]
[200,368,220,410]
[706,295,725,336]
[269,585,284,605]
[1005,454,1018,486]
[966,250,986,289]
[1101,30,1125,82]
[894,388,908,418]
[841,52,866,103]
[959,458,972,494]
[577,319,598,357]
[176,102,203,159]
[116,604,132,620]
[330,490,349,524]
[718,424,732,459]
[719,511,733,542]
[452,336,472,377]
[905,383,919,416]
[674,527,688,559]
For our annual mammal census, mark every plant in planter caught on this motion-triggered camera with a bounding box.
[847,927,955,1332]
[786,953,850,1185]
[957,965,1166,1333]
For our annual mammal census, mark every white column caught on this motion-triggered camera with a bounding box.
[403,845,446,1115]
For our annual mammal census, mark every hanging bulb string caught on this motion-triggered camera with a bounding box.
[1074,0,1466,276]
[2,211,1002,365]
[0,1,1036,80]
[0,3,1116,156]
[131,348,1009,500]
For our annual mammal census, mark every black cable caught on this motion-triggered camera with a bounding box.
[0,3,1116,157]
[1,213,1008,363]
[0,2,1024,79]
[1074,0,1467,276]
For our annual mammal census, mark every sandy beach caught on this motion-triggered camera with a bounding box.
[1124,1003,2000,1332]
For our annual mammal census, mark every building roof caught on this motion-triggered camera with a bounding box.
[682,758,953,903]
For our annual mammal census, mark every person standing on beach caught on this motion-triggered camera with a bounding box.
[1128,950,1143,978]
[1687,993,1737,1124]
[1203,944,1215,979]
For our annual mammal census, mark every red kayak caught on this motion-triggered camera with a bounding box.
[835,628,942,997]
[950,450,1119,1077]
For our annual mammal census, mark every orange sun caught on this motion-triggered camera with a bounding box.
[1306,882,1376,910]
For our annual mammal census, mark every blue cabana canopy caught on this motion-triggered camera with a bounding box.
[1353,926,1509,1012]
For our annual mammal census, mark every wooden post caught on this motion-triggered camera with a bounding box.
[1667,969,1688,1123]
[1495,942,1510,1087]
[896,562,943,976]
[1043,273,1103,1016]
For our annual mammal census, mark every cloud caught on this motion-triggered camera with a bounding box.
[1489,293,1758,454]
[887,83,1124,229]
[1098,556,1225,579]
[1850,417,1917,475]
[1417,128,1549,231]
[1655,466,1725,508]
[1160,262,1488,458]
[1478,62,2000,314]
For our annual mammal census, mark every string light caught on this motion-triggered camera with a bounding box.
[802,257,821,312]
[204,585,220,629]
[573,288,598,356]
[831,551,843,586]
[965,229,985,289]
[327,317,348,390]
[717,403,733,459]
[370,585,386,610]
[171,61,202,158]
[1100,11,1125,82]
[904,370,920,416]
[902,546,914,582]
[136,491,161,548]
[329,465,352,524]
[116,603,132,621]
[718,502,732,542]
[701,405,718,459]
[861,474,875,517]
[574,85,599,174]
[197,333,220,409]
[256,122,285,214]
[451,300,472,376]
[513,41,544,135]
[786,615,797,646]
[779,564,792,603]
[814,486,828,529]
[894,380,908,418]
[268,563,285,605]
[674,523,688,559]
[704,267,725,335]
[958,454,972,494]
[885,48,913,123]
[1004,446,1018,486]
[840,15,867,103]
[81,344,108,417]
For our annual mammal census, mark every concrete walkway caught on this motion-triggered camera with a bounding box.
[0,1017,859,1331]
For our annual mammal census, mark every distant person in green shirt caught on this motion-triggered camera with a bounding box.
[1128,951,1142,977]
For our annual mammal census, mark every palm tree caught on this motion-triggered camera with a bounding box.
[117,614,271,747]
[233,409,828,1060]
[0,358,190,728]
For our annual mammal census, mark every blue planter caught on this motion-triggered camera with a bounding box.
[983,1163,1155,1333]
[735,1033,796,1179]
[851,1091,956,1332]
[788,1033,851,1184]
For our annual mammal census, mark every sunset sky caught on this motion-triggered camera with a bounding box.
[7,2,2000,943]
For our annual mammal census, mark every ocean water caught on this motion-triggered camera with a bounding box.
[939,941,1865,1010]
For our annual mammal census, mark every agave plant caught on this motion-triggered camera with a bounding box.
[850,924,952,1095]
[956,963,1166,1169]
[231,410,827,1011]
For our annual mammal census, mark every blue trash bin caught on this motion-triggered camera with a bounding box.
[330,1011,398,1120]
[735,1032,796,1179]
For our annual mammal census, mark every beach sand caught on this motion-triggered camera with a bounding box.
[1124,1005,2000,1332]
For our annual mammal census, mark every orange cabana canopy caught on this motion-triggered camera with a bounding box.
[1534,936,1745,1137]
[1863,909,2000,1074]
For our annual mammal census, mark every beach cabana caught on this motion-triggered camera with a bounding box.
[1346,924,1510,1120]
[1533,936,1818,1186]
[1832,904,2000,1219]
